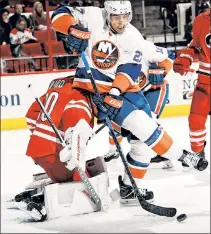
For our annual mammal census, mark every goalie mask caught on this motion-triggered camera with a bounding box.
[104,0,132,34]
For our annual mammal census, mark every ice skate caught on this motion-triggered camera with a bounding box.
[162,159,174,169]
[9,189,47,222]
[180,149,208,171]
[179,142,207,171]
[16,198,47,222]
[118,175,154,205]
[7,188,38,209]
[150,155,174,169]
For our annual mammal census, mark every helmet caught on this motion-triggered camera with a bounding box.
[104,1,132,23]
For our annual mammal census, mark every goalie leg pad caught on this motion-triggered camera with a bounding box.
[44,172,111,219]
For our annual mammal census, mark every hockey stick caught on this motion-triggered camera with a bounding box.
[89,123,106,141]
[81,51,177,217]
[28,84,103,211]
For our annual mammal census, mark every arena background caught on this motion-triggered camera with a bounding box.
[1,0,206,130]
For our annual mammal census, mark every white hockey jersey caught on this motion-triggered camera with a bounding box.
[51,6,169,94]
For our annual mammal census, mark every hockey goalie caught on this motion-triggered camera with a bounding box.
[9,76,114,222]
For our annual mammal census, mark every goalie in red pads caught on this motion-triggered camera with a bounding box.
[10,76,108,221]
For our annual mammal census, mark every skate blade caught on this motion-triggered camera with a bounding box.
[162,164,174,169]
[120,198,154,205]
[162,166,174,169]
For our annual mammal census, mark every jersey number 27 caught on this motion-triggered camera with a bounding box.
[133,50,142,63]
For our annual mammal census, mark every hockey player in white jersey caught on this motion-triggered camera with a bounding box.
[104,44,175,169]
[50,0,208,205]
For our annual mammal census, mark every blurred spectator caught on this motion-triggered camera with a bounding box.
[70,0,84,7]
[94,0,103,8]
[28,1,47,31]
[59,0,70,6]
[184,21,192,43]
[185,6,192,24]
[10,17,37,56]
[58,0,83,7]
[186,0,210,24]
[2,0,21,10]
[77,0,84,6]
[0,0,10,9]
[37,0,59,10]
[158,0,178,28]
[9,3,30,28]
[0,8,12,45]
[83,0,94,6]
[68,0,81,7]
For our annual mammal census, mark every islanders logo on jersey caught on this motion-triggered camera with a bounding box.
[91,40,119,70]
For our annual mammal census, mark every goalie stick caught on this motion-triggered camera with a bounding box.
[81,51,177,217]
[28,84,103,211]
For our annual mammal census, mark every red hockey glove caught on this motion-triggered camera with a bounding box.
[173,48,195,75]
[173,55,192,75]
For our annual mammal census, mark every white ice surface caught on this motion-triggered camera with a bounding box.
[1,117,210,233]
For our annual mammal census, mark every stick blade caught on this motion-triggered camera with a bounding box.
[140,198,177,217]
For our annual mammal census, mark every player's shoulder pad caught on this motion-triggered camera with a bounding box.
[127,24,144,39]
[125,24,145,49]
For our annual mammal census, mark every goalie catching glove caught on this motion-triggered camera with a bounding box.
[67,24,91,54]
